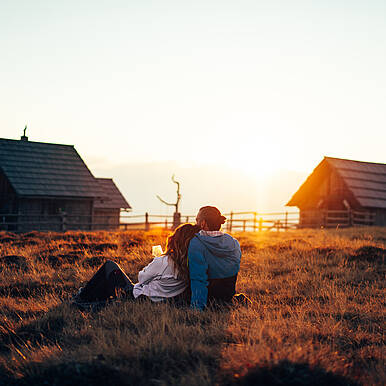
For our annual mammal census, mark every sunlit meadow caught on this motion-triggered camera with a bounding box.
[0,227,384,385]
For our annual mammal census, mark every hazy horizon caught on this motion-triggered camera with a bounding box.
[1,1,385,215]
[88,156,307,216]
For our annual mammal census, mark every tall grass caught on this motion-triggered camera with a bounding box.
[0,227,384,385]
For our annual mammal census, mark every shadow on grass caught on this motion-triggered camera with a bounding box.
[224,360,359,386]
[0,282,77,298]
[1,346,222,386]
[1,298,235,385]
[0,361,130,386]
[0,303,90,355]
[0,301,127,386]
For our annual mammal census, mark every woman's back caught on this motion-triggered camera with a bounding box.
[133,255,187,302]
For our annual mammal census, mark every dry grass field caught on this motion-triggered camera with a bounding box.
[0,227,384,385]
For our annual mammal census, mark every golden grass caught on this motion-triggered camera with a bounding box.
[0,227,384,385]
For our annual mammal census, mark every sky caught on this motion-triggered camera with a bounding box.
[1,0,385,215]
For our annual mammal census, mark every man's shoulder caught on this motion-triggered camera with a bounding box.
[188,235,203,249]
[226,233,241,245]
[222,233,238,240]
[231,235,241,246]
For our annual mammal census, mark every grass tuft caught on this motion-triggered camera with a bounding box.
[0,227,384,385]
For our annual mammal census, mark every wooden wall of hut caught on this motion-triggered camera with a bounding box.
[16,198,93,232]
[374,209,386,226]
[0,170,16,214]
[92,208,120,230]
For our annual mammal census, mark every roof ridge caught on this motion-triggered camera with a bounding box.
[324,156,385,166]
[0,138,74,147]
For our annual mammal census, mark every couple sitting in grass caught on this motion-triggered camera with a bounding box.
[73,206,244,310]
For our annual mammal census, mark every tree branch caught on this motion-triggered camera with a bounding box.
[172,174,181,207]
[156,195,175,207]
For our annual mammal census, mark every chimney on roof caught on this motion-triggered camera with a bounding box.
[21,125,28,141]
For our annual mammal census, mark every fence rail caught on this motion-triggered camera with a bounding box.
[119,211,300,232]
[0,213,121,232]
[0,209,377,232]
[300,209,376,228]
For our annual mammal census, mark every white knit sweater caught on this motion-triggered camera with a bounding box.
[132,255,187,302]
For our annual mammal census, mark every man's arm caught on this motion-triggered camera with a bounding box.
[188,239,209,310]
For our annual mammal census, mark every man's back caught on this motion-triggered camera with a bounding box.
[188,231,241,310]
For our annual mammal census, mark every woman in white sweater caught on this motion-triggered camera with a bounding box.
[72,223,200,307]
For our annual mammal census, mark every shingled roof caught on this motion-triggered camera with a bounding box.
[94,178,131,209]
[287,157,386,209]
[0,138,103,198]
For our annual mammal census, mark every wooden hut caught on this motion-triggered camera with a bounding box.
[286,157,386,228]
[93,178,131,230]
[0,136,131,232]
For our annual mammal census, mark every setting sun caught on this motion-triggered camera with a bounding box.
[225,140,284,179]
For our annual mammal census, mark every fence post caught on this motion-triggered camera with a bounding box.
[117,210,300,233]
[61,212,67,232]
[173,212,181,229]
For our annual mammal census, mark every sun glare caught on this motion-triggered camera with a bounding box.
[225,142,284,180]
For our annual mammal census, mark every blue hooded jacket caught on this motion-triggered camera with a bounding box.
[188,233,241,310]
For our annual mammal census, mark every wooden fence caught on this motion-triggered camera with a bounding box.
[119,211,300,232]
[300,209,376,228]
[0,209,377,232]
[0,211,297,232]
[0,213,120,232]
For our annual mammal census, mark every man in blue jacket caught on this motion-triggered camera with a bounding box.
[188,206,241,310]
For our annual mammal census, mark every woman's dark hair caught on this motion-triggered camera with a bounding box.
[199,206,226,231]
[164,223,201,282]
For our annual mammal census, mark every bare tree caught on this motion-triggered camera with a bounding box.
[156,175,181,228]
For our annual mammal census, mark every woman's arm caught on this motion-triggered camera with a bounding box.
[137,256,165,285]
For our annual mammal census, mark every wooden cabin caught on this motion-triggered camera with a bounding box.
[286,157,386,228]
[93,178,130,230]
[0,136,131,232]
